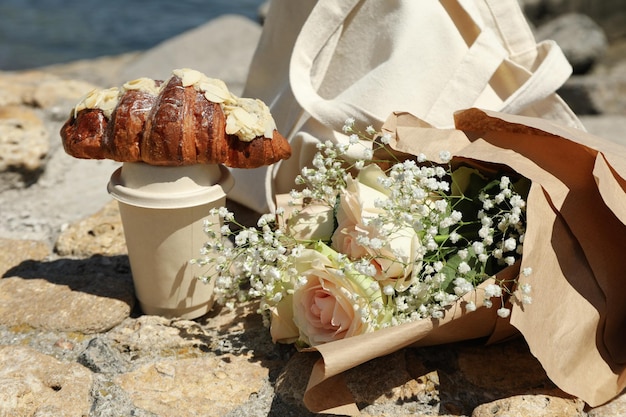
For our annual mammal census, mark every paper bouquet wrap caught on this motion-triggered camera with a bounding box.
[299,108,626,415]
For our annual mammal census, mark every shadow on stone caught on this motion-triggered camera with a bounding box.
[2,254,134,305]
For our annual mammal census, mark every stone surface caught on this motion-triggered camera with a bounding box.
[0,70,96,108]
[0,72,39,106]
[55,199,126,257]
[114,353,268,417]
[0,237,50,276]
[106,315,213,361]
[456,338,552,392]
[31,78,96,109]
[0,345,93,417]
[560,69,626,116]
[0,104,49,189]
[471,394,585,417]
[0,255,134,333]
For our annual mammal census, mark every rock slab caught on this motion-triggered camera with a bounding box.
[0,255,134,334]
[0,345,93,417]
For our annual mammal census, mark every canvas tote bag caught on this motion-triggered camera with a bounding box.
[229,0,583,213]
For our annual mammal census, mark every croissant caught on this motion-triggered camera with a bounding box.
[60,69,291,169]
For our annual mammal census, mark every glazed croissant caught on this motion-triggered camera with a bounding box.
[60,69,291,169]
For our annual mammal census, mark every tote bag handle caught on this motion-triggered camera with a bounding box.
[452,0,580,125]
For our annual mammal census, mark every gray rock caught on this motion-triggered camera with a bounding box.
[517,0,546,22]
[521,0,626,41]
[536,13,608,74]
[116,15,262,95]
[580,115,626,146]
[558,75,602,115]
[0,345,93,417]
[560,69,626,115]
[77,336,130,374]
[257,0,271,24]
[89,373,159,417]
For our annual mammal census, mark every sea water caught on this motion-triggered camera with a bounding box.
[0,0,265,70]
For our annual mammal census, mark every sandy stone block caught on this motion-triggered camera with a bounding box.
[0,345,93,417]
[472,395,586,417]
[456,338,552,392]
[0,271,134,334]
[0,104,49,172]
[107,315,212,359]
[115,353,268,417]
[32,78,96,108]
[0,238,50,276]
[0,75,37,106]
[55,200,127,257]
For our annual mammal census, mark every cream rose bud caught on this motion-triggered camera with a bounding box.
[374,226,422,290]
[332,166,390,258]
[332,164,420,285]
[269,295,299,344]
[292,244,388,346]
[286,203,335,242]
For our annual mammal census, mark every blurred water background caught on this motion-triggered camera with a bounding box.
[0,0,265,70]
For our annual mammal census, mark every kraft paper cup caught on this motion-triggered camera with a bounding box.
[108,162,234,319]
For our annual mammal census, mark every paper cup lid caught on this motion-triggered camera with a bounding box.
[108,163,234,209]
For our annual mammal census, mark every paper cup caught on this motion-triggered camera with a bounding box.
[108,162,234,319]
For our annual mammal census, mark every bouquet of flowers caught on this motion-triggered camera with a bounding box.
[194,108,626,415]
[196,118,531,348]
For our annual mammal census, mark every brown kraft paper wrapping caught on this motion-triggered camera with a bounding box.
[299,108,626,415]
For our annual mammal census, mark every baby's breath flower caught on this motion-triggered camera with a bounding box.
[504,256,516,266]
[484,284,502,298]
[503,237,517,252]
[458,262,471,274]
[343,117,356,132]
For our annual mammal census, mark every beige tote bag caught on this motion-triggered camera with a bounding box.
[229,0,583,213]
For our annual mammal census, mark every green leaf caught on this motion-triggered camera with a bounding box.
[451,166,486,197]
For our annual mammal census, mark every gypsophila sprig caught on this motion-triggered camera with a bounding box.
[194,120,531,346]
